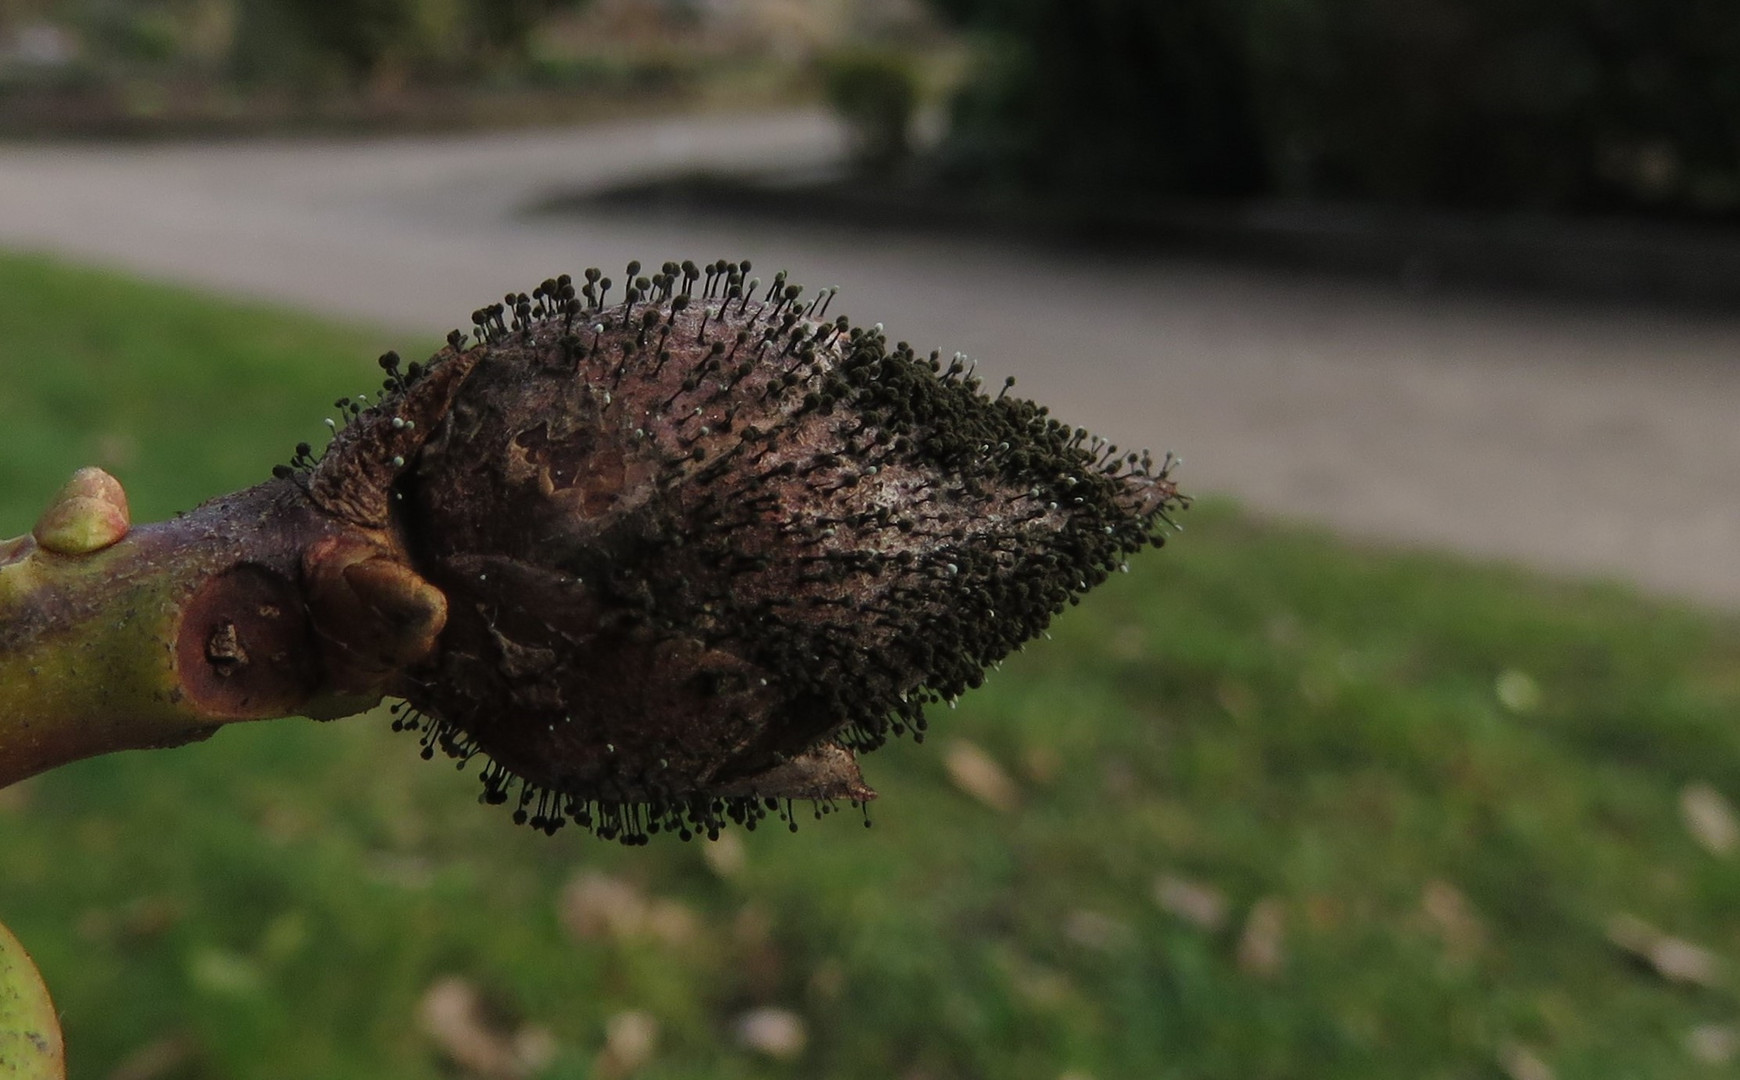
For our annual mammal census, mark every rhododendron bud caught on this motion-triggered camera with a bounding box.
[309,260,1184,842]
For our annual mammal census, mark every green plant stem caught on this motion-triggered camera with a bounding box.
[0,479,397,789]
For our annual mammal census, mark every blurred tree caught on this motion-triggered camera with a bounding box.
[75,0,181,65]
[821,47,920,171]
[231,0,312,86]
[232,0,592,90]
[926,0,1740,218]
[256,0,421,86]
[1246,0,1740,214]
[18,0,230,72]
[462,0,589,68]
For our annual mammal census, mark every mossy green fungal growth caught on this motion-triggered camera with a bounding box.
[305,259,1185,843]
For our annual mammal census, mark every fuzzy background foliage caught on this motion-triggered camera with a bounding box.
[928,0,1740,219]
[3,253,1740,1079]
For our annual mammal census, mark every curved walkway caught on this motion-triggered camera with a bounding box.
[1,111,1736,606]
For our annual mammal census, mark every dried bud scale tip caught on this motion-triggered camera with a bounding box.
[308,261,1185,843]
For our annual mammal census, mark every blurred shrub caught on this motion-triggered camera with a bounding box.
[1248,0,1740,216]
[231,0,591,90]
[314,0,414,82]
[77,2,182,66]
[464,0,589,67]
[928,0,1268,202]
[821,47,920,171]
[524,52,696,95]
[927,0,1740,218]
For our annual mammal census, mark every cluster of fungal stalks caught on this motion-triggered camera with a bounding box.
[280,259,1183,843]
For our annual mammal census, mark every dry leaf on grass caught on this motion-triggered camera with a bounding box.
[1152,874,1228,932]
[559,871,696,945]
[1499,1042,1555,1080]
[1680,783,1740,857]
[1606,914,1723,988]
[1237,897,1286,977]
[418,976,555,1079]
[944,740,1020,812]
[593,1010,659,1078]
[1687,1023,1739,1065]
[700,831,747,879]
[735,1006,807,1060]
[1421,880,1484,959]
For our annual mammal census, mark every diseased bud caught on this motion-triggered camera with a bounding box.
[308,261,1185,842]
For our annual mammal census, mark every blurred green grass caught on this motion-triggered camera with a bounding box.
[3,250,1740,1080]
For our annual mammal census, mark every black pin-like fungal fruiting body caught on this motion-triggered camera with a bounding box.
[296,259,1184,842]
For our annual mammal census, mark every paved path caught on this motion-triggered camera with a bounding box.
[2,111,1737,607]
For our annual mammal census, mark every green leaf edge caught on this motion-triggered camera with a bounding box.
[0,918,64,1080]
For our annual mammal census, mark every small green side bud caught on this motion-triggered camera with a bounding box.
[32,467,130,556]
